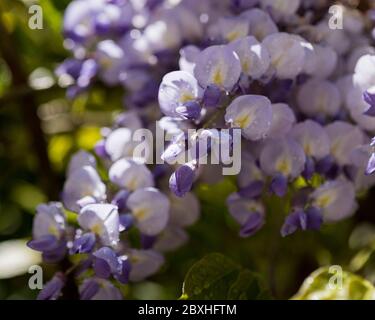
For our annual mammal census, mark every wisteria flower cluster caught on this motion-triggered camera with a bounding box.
[28,0,375,299]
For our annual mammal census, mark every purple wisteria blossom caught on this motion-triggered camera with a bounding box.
[28,0,375,300]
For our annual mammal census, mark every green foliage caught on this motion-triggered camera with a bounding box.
[181,253,270,300]
[293,266,375,300]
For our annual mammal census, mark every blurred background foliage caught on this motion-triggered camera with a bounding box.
[0,0,375,300]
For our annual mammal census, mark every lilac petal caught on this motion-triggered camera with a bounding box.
[127,188,170,236]
[364,105,375,117]
[325,163,341,180]
[89,279,122,300]
[161,141,185,164]
[316,155,335,175]
[194,45,242,91]
[128,249,164,282]
[239,212,264,237]
[281,210,307,237]
[93,247,121,279]
[176,101,201,120]
[109,159,154,191]
[119,214,134,232]
[363,91,375,116]
[42,241,67,263]
[27,235,59,252]
[302,156,315,180]
[62,166,106,213]
[67,150,96,176]
[111,189,130,212]
[202,84,223,108]
[94,140,109,159]
[80,279,100,300]
[270,174,288,197]
[145,0,164,10]
[365,153,375,175]
[37,274,64,300]
[78,204,119,247]
[305,207,323,231]
[169,165,195,197]
[33,202,66,240]
[114,256,131,284]
[70,232,96,254]
[238,180,264,198]
[141,234,157,250]
[158,70,201,118]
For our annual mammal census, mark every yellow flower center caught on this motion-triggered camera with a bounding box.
[276,157,291,176]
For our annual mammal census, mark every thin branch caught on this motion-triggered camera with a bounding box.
[0,16,58,199]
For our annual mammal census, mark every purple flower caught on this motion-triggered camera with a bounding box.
[62,166,106,213]
[227,193,265,236]
[111,189,130,213]
[225,95,272,141]
[238,180,264,199]
[93,247,121,279]
[366,152,375,175]
[202,84,223,108]
[153,226,189,252]
[363,89,375,116]
[37,273,65,300]
[104,128,137,162]
[115,255,131,284]
[67,150,97,176]
[260,0,300,17]
[32,203,66,240]
[28,202,67,262]
[127,188,170,236]
[228,36,270,79]
[78,204,119,246]
[63,0,133,44]
[281,207,323,237]
[79,278,122,300]
[169,164,196,197]
[119,214,134,232]
[325,121,364,166]
[311,179,357,222]
[95,40,126,85]
[290,120,330,160]
[217,17,249,42]
[175,101,202,120]
[297,79,341,118]
[70,232,96,254]
[239,213,264,237]
[262,33,306,79]
[281,210,307,237]
[240,8,278,40]
[109,159,154,191]
[194,45,242,91]
[128,249,165,282]
[270,173,288,197]
[79,278,100,300]
[56,58,98,98]
[268,103,296,139]
[158,71,202,118]
[260,137,306,179]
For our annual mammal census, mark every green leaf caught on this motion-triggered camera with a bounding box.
[181,253,269,300]
[293,266,375,300]
[182,253,240,300]
[228,269,270,300]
